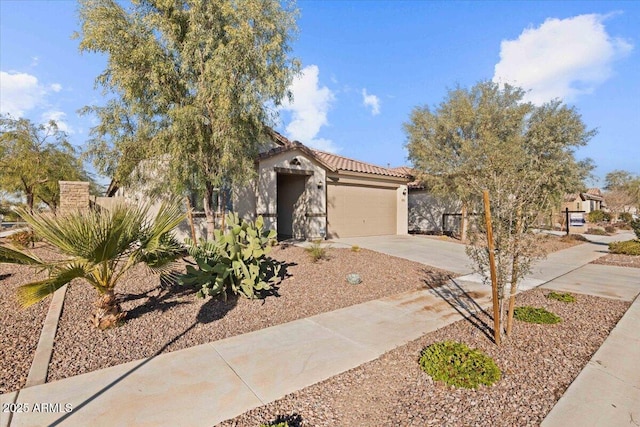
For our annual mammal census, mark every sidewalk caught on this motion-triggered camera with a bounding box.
[1,236,638,426]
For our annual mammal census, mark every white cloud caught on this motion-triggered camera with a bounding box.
[362,89,381,115]
[0,71,64,118]
[0,71,43,117]
[280,65,338,152]
[493,14,633,105]
[42,110,74,134]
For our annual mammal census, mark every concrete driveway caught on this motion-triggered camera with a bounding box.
[332,234,473,275]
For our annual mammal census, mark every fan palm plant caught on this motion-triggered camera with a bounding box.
[0,200,185,329]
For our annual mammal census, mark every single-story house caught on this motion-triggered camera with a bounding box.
[234,130,410,240]
[562,188,606,215]
[107,130,411,241]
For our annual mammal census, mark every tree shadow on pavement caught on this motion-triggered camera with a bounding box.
[423,276,496,343]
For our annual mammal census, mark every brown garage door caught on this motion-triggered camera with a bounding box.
[327,184,397,238]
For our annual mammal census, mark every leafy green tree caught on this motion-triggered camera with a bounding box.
[603,170,640,217]
[0,115,94,213]
[78,0,299,239]
[0,201,185,329]
[405,81,595,341]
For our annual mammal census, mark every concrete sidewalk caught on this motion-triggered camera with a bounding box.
[1,234,638,426]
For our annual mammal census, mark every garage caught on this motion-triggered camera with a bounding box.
[327,183,398,238]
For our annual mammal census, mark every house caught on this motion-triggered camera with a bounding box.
[234,131,410,240]
[106,130,411,241]
[562,188,606,215]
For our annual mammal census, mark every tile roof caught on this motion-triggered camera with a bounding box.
[312,150,409,178]
[264,129,410,179]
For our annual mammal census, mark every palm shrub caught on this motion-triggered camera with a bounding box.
[180,213,280,299]
[0,201,185,329]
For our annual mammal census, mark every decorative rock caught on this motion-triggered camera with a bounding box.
[346,273,362,285]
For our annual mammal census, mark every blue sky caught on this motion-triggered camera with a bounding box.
[1,1,638,187]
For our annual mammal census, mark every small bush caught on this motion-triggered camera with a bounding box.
[546,291,576,303]
[305,240,329,262]
[604,225,616,233]
[514,306,561,324]
[261,423,288,427]
[585,227,607,235]
[587,210,606,223]
[350,245,360,252]
[419,341,501,389]
[608,240,640,256]
[618,212,633,223]
[7,230,39,248]
[560,234,588,242]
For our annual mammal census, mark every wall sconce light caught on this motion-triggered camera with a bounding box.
[402,188,407,196]
[317,181,323,189]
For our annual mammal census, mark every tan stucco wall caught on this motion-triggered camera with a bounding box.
[256,149,327,240]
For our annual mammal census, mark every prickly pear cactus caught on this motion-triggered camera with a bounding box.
[180,213,280,299]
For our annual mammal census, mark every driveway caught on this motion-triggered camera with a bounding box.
[331,234,473,275]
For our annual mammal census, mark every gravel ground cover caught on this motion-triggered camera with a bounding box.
[0,244,59,394]
[219,289,630,427]
[591,253,640,268]
[40,245,451,386]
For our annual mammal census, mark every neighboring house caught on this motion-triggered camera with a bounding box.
[108,130,411,241]
[562,188,606,215]
[235,131,410,240]
[392,167,462,235]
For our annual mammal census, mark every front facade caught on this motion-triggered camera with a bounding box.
[234,132,410,240]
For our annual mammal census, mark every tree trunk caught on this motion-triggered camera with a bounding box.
[506,207,523,336]
[203,182,216,241]
[91,289,125,330]
[26,192,35,214]
[185,197,197,241]
[460,203,468,242]
[219,189,226,230]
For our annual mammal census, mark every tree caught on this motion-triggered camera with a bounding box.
[78,0,299,240]
[405,81,595,341]
[0,115,95,213]
[0,200,185,329]
[603,170,640,217]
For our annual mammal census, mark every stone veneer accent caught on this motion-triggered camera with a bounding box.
[59,181,90,215]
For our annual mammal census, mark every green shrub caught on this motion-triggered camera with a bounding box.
[180,213,281,299]
[419,341,501,389]
[631,219,640,240]
[618,212,633,223]
[350,245,360,252]
[604,225,616,233]
[546,291,576,303]
[608,240,640,256]
[261,423,288,427]
[587,210,605,223]
[305,240,329,262]
[514,306,561,324]
[7,230,39,248]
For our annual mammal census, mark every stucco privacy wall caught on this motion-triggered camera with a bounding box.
[59,181,90,214]
[252,149,327,239]
[408,190,462,233]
